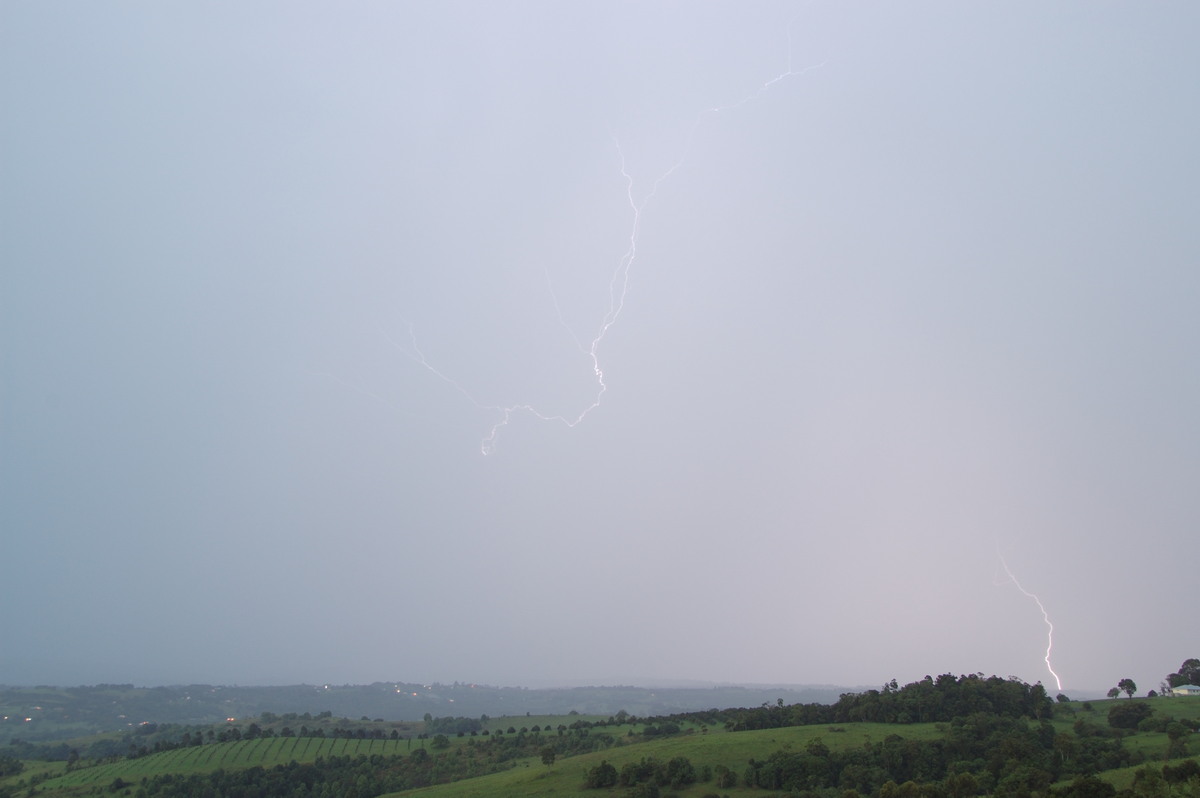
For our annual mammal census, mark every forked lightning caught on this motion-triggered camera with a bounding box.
[399,14,823,455]
[996,552,1064,692]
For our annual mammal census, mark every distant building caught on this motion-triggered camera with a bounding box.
[1171,684,1200,696]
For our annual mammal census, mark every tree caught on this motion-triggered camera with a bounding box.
[945,771,979,798]
[1106,688,1120,699]
[1166,722,1191,759]
[1107,701,1153,729]
[1118,679,1137,699]
[1166,658,1200,689]
[585,760,618,788]
[1060,774,1116,798]
[666,756,696,788]
[540,745,556,767]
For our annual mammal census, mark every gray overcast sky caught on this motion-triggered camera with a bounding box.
[2,2,1198,694]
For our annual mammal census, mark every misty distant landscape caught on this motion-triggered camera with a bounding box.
[0,682,855,742]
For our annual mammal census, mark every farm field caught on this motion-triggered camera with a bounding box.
[386,722,949,798]
[36,736,417,794]
[4,684,1199,798]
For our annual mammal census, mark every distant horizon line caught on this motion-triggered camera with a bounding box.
[0,676,1109,696]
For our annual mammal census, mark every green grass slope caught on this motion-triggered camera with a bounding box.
[384,723,943,798]
[7,693,1199,798]
[32,736,417,795]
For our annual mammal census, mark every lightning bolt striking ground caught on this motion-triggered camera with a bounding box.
[396,14,824,455]
[996,552,1063,692]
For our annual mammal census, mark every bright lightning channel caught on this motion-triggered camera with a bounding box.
[399,16,824,455]
[996,552,1063,692]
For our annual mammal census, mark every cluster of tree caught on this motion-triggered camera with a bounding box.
[580,709,1147,797]
[703,674,1054,732]
[0,713,418,765]
[638,722,681,737]
[466,722,619,764]
[113,722,413,761]
[565,674,1057,744]
[736,711,1135,796]
[131,752,456,798]
[1166,658,1200,689]
[1126,759,1200,798]
[1106,679,1138,699]
[584,755,697,792]
[422,714,483,735]
[1104,698,1196,757]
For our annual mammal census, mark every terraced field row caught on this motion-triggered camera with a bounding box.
[42,736,415,790]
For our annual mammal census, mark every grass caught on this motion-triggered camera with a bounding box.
[383,722,946,798]
[12,721,941,798]
[33,736,419,793]
[10,697,1200,798]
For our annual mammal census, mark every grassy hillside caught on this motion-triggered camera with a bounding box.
[3,685,1198,798]
[392,722,960,798]
[37,736,415,793]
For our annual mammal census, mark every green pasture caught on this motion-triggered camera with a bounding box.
[1058,696,1200,721]
[10,696,1200,798]
[385,722,944,798]
[1084,754,1200,792]
[33,736,416,793]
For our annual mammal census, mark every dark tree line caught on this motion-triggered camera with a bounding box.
[633,674,1054,733]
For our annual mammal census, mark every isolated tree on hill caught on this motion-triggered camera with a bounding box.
[1118,678,1137,699]
[1106,688,1120,699]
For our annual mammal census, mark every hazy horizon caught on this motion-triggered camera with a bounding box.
[3,2,1197,697]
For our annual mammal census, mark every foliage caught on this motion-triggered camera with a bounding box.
[1107,702,1154,730]
[14,673,1200,798]
[1050,773,1117,798]
[720,673,1054,730]
[425,715,483,735]
[1161,758,1200,784]
[584,760,617,788]
[1167,659,1200,689]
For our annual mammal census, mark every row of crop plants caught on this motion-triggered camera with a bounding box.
[42,735,419,789]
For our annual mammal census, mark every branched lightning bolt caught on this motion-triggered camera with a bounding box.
[399,14,824,455]
[996,551,1063,692]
